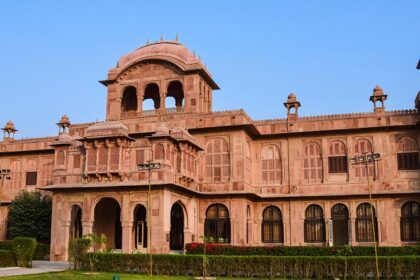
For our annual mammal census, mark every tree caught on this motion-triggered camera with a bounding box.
[7,190,52,244]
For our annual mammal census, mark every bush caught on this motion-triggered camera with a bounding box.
[7,190,52,244]
[185,243,420,256]
[12,237,37,268]
[77,253,420,279]
[1,241,49,260]
[68,237,92,269]
[0,250,17,267]
[0,240,14,251]
[33,243,50,260]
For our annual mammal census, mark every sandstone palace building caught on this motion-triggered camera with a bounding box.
[0,40,419,261]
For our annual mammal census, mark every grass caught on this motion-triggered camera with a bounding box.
[1,271,195,280]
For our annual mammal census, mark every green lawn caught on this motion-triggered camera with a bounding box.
[1,271,195,280]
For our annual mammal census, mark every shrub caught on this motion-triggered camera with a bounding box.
[7,190,52,244]
[185,243,420,256]
[0,250,17,267]
[12,237,37,268]
[33,243,50,260]
[0,240,14,251]
[78,253,420,279]
[68,237,92,269]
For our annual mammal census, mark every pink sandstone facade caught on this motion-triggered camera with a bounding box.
[0,40,419,261]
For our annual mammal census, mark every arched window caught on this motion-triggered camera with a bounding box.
[261,145,282,185]
[121,86,138,112]
[205,139,230,182]
[155,144,165,160]
[262,206,283,243]
[70,205,82,239]
[204,204,230,243]
[143,83,160,110]
[401,201,420,242]
[303,142,323,182]
[166,81,184,110]
[328,140,348,173]
[356,203,378,242]
[397,137,420,170]
[354,138,374,177]
[304,204,325,243]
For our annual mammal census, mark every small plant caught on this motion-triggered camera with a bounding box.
[84,233,107,274]
[337,245,353,280]
[201,235,214,280]
[12,237,37,268]
[68,233,107,272]
[68,237,92,269]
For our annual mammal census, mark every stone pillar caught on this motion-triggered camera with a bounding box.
[121,221,132,253]
[82,221,93,236]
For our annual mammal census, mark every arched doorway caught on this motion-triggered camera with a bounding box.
[133,204,147,249]
[170,203,184,250]
[70,205,82,239]
[93,197,122,250]
[331,203,349,246]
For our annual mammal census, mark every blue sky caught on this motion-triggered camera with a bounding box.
[0,0,419,138]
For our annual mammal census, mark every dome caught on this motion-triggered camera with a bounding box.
[286,93,298,103]
[373,85,384,96]
[117,41,203,71]
[57,114,70,126]
[3,120,17,132]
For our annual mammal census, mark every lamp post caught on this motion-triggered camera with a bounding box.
[137,160,161,276]
[349,153,380,280]
[0,169,11,203]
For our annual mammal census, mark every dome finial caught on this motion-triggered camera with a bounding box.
[160,34,164,41]
[175,34,179,42]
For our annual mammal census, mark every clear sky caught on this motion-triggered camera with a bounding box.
[0,0,419,138]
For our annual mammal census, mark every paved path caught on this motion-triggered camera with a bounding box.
[0,261,69,277]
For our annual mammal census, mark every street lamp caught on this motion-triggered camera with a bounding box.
[137,160,161,276]
[0,169,11,203]
[349,153,380,280]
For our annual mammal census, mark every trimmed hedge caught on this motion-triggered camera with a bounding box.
[0,250,17,267]
[186,243,420,256]
[0,240,14,251]
[33,242,50,260]
[77,253,420,279]
[0,241,49,260]
[13,237,37,268]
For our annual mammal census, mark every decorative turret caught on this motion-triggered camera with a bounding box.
[2,121,17,140]
[284,93,301,121]
[57,115,71,134]
[415,91,420,110]
[370,85,387,113]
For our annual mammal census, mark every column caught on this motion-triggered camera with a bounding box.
[121,221,133,253]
